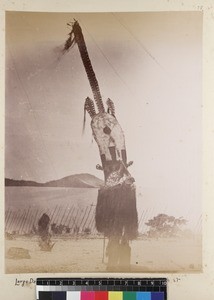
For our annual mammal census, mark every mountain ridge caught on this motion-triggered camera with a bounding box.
[5,173,104,188]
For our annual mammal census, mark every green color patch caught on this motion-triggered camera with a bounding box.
[123,292,136,300]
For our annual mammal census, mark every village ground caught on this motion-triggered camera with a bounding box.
[5,235,202,274]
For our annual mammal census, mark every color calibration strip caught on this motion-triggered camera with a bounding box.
[36,278,167,300]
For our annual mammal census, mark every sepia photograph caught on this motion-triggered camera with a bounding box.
[5,11,202,274]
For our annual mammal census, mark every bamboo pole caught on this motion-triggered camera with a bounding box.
[30,208,39,233]
[88,207,95,230]
[79,206,88,231]
[59,204,70,225]
[71,208,80,232]
[52,206,62,225]
[8,210,19,233]
[19,207,31,234]
[5,209,11,225]
[16,210,27,234]
[5,209,12,229]
[64,205,74,227]
[12,209,21,234]
[23,207,32,234]
[67,207,76,228]
[82,204,93,231]
[50,205,58,222]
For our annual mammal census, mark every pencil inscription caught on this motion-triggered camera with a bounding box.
[14,278,36,287]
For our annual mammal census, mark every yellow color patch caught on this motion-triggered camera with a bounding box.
[108,291,123,300]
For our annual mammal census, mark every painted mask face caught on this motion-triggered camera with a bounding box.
[85,97,134,186]
[91,113,126,164]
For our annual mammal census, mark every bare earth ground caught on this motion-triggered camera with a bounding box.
[5,236,202,274]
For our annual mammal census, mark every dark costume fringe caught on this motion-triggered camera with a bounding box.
[95,184,138,240]
[38,213,54,251]
[38,213,50,239]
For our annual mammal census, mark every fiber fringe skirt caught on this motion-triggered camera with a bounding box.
[95,184,138,240]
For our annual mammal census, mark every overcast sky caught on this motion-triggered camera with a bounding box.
[5,12,202,220]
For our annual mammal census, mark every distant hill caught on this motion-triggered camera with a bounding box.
[5,178,44,187]
[44,173,103,188]
[5,173,104,188]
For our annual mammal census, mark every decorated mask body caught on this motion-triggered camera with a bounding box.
[85,97,134,186]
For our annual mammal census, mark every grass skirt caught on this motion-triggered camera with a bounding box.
[95,184,138,240]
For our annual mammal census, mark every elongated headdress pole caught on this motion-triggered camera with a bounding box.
[64,20,105,114]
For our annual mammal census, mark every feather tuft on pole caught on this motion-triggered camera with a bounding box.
[63,20,77,53]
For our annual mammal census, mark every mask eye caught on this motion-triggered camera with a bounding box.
[103,126,111,135]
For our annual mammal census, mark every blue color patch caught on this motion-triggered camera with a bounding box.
[136,292,151,300]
